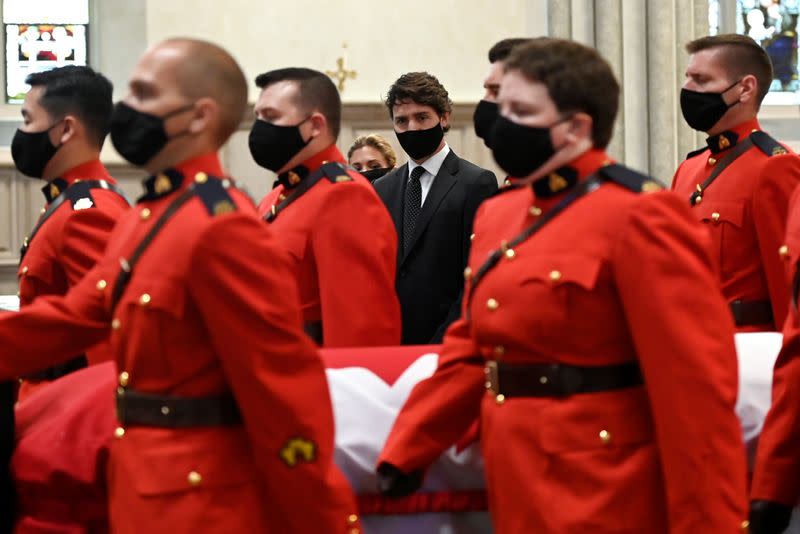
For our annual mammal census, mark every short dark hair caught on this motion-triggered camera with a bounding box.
[384,72,453,133]
[505,39,619,149]
[255,67,342,138]
[488,38,530,63]
[686,34,773,106]
[26,66,113,149]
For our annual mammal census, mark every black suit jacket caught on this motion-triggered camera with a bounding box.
[374,149,497,344]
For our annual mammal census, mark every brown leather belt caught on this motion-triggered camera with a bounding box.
[116,388,242,428]
[729,299,773,328]
[485,361,642,398]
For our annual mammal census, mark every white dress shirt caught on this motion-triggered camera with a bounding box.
[407,143,451,206]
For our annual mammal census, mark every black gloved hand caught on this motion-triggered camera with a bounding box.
[749,500,793,534]
[376,462,423,498]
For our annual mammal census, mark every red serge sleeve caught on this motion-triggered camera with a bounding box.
[188,214,357,532]
[752,154,800,327]
[0,263,112,378]
[59,194,127,286]
[612,191,748,531]
[377,316,484,473]
[311,183,401,347]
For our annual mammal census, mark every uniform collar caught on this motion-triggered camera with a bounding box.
[531,148,612,199]
[41,159,113,203]
[277,144,345,190]
[706,118,761,154]
[139,152,225,202]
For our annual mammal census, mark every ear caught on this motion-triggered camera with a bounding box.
[308,111,328,138]
[55,116,78,146]
[563,112,593,144]
[440,111,451,130]
[738,74,759,105]
[187,97,218,135]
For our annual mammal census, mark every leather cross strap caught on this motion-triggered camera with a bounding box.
[729,299,773,328]
[689,138,753,206]
[465,176,603,316]
[20,180,129,262]
[265,164,342,223]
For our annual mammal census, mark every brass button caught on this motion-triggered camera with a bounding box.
[549,270,562,282]
[486,298,499,311]
[347,514,359,526]
[114,427,125,439]
[463,267,472,281]
[119,371,130,387]
[161,405,171,415]
[529,206,542,217]
[495,394,505,405]
[278,193,287,202]
[140,208,151,220]
[484,381,492,389]
[111,318,121,330]
[599,429,611,444]
[711,212,720,222]
[40,207,46,214]
[187,471,203,486]
[779,245,789,258]
[349,529,360,534]
[708,157,717,165]
[139,293,151,306]
[195,172,208,184]
[470,233,475,241]
[21,266,28,275]
[503,178,512,187]
[23,237,28,247]
[740,520,749,531]
[96,279,107,291]
[505,248,516,260]
[493,345,505,357]
[539,376,548,384]
[694,195,703,205]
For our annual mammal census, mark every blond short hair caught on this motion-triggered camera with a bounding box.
[347,134,397,168]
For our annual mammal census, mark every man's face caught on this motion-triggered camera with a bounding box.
[683,48,737,94]
[20,86,57,134]
[254,80,308,128]
[498,70,560,129]
[392,101,448,132]
[482,61,504,102]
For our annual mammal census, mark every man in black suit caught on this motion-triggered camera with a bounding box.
[374,72,497,345]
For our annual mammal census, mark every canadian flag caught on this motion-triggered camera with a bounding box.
[10,334,792,533]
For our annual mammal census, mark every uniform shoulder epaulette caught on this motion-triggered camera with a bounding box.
[686,146,707,160]
[64,181,97,211]
[193,176,238,216]
[598,164,665,193]
[750,130,790,157]
[318,162,353,183]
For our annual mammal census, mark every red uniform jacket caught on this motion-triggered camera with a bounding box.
[18,159,128,374]
[378,150,748,533]
[257,144,401,347]
[751,184,800,506]
[671,119,800,330]
[0,154,360,534]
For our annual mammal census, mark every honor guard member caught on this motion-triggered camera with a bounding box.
[0,66,127,533]
[750,187,800,533]
[251,68,401,348]
[0,39,360,534]
[376,38,749,533]
[673,34,800,332]
[473,37,530,189]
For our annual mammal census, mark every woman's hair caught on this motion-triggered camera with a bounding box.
[347,133,397,168]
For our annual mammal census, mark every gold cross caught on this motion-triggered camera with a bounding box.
[326,57,357,92]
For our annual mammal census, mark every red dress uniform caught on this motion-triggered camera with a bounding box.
[18,159,128,389]
[0,153,360,533]
[378,149,748,533]
[751,184,800,507]
[671,119,800,331]
[257,144,401,347]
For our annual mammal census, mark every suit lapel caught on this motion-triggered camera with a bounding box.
[387,164,407,233]
[401,151,459,264]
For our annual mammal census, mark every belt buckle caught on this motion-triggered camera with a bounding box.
[485,361,499,395]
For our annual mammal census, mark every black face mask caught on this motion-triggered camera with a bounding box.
[248,118,311,172]
[395,123,444,161]
[360,167,392,182]
[473,100,498,147]
[109,101,194,166]
[11,122,63,178]
[680,80,741,132]
[490,114,569,178]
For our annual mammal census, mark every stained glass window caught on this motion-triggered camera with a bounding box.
[3,0,89,103]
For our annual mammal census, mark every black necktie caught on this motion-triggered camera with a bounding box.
[403,166,425,253]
